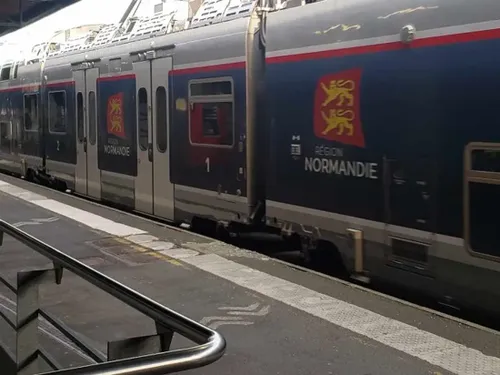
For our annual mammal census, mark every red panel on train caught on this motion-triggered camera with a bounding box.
[313,68,365,148]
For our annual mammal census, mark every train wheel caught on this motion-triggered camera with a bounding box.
[303,239,347,277]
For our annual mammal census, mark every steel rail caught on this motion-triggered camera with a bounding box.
[0,219,226,375]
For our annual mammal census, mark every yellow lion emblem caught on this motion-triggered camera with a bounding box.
[320,79,355,107]
[109,98,122,115]
[321,109,355,136]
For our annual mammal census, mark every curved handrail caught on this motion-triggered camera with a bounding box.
[0,219,226,374]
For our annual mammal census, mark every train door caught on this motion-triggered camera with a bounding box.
[85,68,101,199]
[132,56,174,220]
[385,157,435,233]
[0,121,12,153]
[465,143,500,259]
[384,157,435,274]
[74,70,87,194]
[74,68,101,198]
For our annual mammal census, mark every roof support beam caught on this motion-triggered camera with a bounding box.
[0,0,80,37]
[18,0,23,27]
[0,0,22,29]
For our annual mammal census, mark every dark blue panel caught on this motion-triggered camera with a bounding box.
[266,37,500,237]
[97,76,137,176]
[0,83,77,163]
[170,69,247,195]
[0,88,43,158]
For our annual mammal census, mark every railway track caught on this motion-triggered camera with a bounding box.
[2,170,500,333]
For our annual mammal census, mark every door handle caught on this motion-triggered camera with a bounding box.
[147,143,153,162]
[83,137,87,153]
[236,167,244,181]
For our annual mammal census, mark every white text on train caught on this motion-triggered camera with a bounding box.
[103,145,131,157]
[314,145,344,157]
[305,157,378,179]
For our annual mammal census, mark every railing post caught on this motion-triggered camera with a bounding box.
[16,270,42,375]
[16,269,60,375]
[155,322,174,352]
[107,326,175,362]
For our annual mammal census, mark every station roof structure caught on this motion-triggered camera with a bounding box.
[0,0,80,37]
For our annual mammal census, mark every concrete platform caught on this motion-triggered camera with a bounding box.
[0,174,499,375]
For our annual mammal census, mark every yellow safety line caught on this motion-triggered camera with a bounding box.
[103,237,188,268]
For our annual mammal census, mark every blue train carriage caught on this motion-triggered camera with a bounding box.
[170,17,249,224]
[265,0,500,312]
[96,72,137,207]
[0,60,20,174]
[0,59,43,176]
[42,58,77,190]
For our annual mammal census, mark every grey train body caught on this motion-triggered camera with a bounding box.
[1,0,500,315]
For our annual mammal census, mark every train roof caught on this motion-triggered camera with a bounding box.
[4,0,500,72]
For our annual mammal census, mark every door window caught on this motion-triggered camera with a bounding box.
[88,91,97,145]
[156,86,167,153]
[138,88,149,151]
[77,92,84,142]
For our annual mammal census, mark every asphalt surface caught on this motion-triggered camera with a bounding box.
[0,175,498,374]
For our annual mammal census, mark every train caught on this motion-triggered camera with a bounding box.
[0,0,499,315]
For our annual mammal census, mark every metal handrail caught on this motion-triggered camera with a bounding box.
[0,219,226,375]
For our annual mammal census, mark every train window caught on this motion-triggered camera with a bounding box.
[138,88,149,151]
[188,78,234,147]
[466,144,500,260]
[468,182,500,257]
[48,91,67,134]
[11,64,18,79]
[109,58,122,73]
[189,80,232,96]
[471,149,500,173]
[88,91,97,145]
[23,94,39,131]
[189,102,234,146]
[156,86,167,153]
[77,92,84,142]
[0,66,11,80]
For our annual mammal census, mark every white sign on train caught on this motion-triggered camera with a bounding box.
[103,138,131,157]
[305,157,378,179]
[314,145,344,157]
[103,144,131,157]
